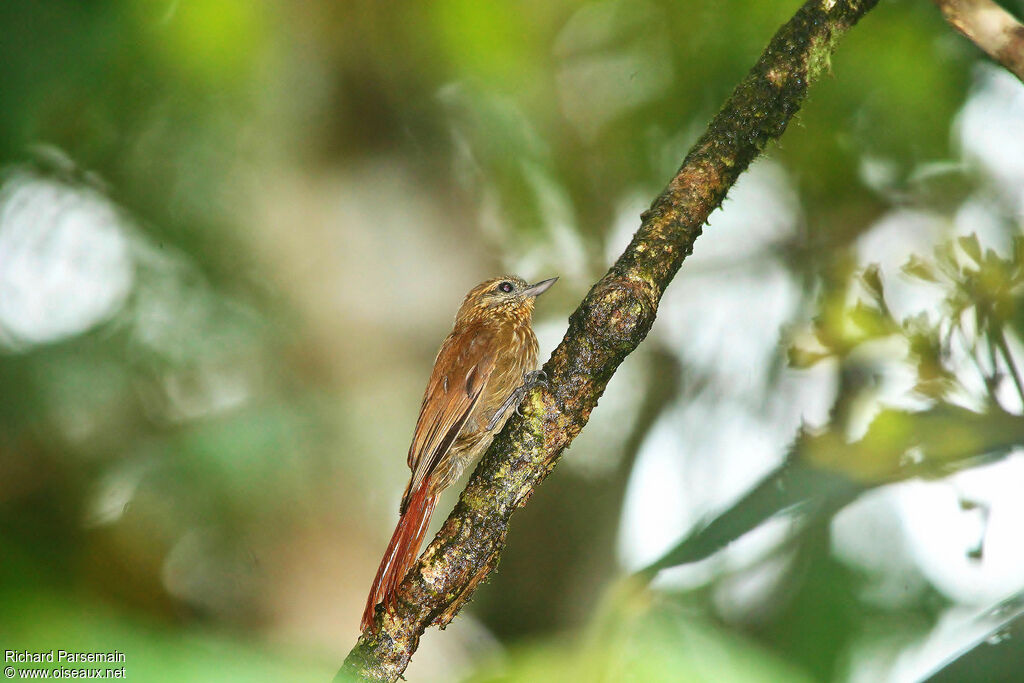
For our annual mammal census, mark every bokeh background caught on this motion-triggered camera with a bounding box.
[3,0,1024,680]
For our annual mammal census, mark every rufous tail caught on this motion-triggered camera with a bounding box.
[360,483,438,631]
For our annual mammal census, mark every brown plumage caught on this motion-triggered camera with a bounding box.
[360,275,557,631]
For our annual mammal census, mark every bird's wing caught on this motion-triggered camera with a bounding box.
[403,324,496,510]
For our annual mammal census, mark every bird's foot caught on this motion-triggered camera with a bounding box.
[487,370,548,431]
[513,370,547,416]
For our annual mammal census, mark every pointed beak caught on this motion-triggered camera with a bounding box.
[522,277,558,298]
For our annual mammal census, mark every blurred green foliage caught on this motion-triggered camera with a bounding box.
[2,0,1024,681]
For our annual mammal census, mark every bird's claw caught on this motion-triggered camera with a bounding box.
[486,369,548,431]
[524,369,547,388]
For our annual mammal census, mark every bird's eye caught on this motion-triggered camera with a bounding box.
[497,281,514,293]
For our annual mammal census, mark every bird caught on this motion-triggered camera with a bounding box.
[360,275,558,631]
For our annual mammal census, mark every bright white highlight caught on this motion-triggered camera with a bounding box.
[0,170,134,350]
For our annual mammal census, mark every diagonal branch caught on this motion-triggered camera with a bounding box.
[932,0,1024,83]
[339,0,880,680]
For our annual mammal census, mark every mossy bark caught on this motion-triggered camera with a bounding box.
[339,1,880,680]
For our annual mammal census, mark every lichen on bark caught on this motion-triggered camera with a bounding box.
[338,1,880,681]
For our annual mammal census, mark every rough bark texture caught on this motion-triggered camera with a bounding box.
[339,0,880,680]
[934,0,1024,83]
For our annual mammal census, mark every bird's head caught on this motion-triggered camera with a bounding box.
[455,276,558,327]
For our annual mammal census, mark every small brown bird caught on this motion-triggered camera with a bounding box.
[360,275,557,631]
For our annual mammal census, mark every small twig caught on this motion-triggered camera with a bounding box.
[932,0,1024,83]
[996,328,1024,407]
[957,323,999,402]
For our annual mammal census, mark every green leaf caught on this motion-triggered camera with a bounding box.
[959,234,982,264]
[848,302,893,339]
[637,460,862,574]
[901,255,939,283]
[788,344,833,368]
[860,264,886,308]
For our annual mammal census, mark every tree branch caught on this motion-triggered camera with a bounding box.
[933,0,1024,83]
[339,0,880,680]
